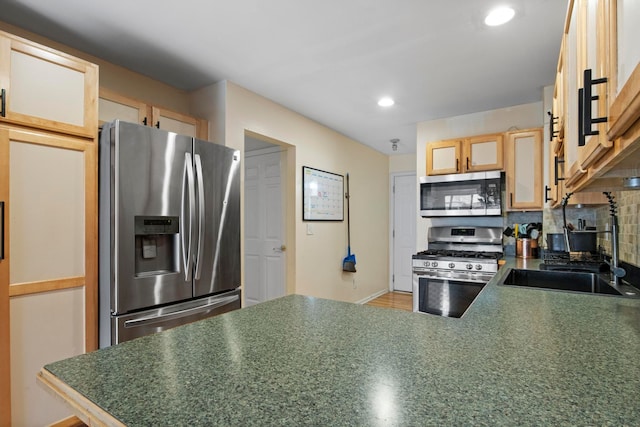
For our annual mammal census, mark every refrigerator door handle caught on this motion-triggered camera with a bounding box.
[181,152,196,281]
[123,294,240,328]
[194,154,205,280]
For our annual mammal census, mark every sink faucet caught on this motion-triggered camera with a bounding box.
[603,192,626,286]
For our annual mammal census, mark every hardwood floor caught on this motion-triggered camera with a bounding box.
[365,291,413,312]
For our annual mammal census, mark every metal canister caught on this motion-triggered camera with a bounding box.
[516,238,534,258]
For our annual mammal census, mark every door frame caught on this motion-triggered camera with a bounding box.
[243,131,294,305]
[389,171,417,292]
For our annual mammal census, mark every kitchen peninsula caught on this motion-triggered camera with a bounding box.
[40,260,640,426]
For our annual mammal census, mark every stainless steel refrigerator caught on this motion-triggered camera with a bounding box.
[99,120,241,347]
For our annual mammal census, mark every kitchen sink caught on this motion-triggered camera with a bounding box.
[499,268,640,298]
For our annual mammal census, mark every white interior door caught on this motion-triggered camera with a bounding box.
[244,149,285,306]
[392,173,416,292]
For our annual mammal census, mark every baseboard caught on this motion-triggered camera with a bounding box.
[355,289,388,305]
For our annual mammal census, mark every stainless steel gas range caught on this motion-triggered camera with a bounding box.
[412,226,503,317]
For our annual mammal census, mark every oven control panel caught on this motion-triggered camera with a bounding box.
[412,259,498,274]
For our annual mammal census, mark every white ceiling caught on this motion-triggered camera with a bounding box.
[1,0,567,155]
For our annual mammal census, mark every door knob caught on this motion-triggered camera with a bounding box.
[273,244,287,252]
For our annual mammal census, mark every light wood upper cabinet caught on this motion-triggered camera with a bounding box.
[98,89,209,140]
[556,0,640,192]
[0,31,98,138]
[607,0,640,140]
[563,1,583,188]
[426,139,461,175]
[151,106,208,140]
[464,134,503,172]
[505,128,543,211]
[426,133,503,176]
[546,137,560,206]
[98,87,147,126]
[576,0,613,171]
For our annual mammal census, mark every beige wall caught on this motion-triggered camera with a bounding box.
[415,102,544,250]
[389,153,416,173]
[192,81,390,303]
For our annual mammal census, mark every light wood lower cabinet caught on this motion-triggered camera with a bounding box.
[0,127,97,426]
[10,288,85,426]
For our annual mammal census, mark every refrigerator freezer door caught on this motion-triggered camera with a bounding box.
[109,289,241,346]
[112,121,195,313]
[192,140,241,297]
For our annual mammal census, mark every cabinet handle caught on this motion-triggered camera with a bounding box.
[142,117,148,126]
[578,87,586,147]
[466,157,470,170]
[554,156,565,185]
[547,110,559,142]
[456,158,459,172]
[583,69,608,137]
[510,193,513,208]
[155,121,160,129]
[0,201,4,260]
[0,89,5,118]
[544,185,551,203]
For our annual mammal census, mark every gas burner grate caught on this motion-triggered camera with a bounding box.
[414,250,502,260]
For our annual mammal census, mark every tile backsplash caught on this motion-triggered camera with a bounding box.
[595,190,640,266]
[537,191,638,266]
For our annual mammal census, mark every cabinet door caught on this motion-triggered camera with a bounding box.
[426,139,461,175]
[0,32,98,138]
[506,129,543,210]
[607,0,640,140]
[577,0,613,170]
[151,106,208,140]
[464,134,503,172]
[0,127,97,426]
[98,88,147,126]
[563,1,585,187]
[547,140,560,207]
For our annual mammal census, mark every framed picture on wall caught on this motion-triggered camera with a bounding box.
[302,166,344,221]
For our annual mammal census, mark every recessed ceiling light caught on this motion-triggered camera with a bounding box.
[484,6,515,26]
[378,97,395,107]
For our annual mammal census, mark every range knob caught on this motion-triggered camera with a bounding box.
[475,264,483,271]
[448,262,456,269]
[423,261,430,268]
[466,263,473,270]
[431,261,439,268]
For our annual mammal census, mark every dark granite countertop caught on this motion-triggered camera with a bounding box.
[45,258,640,426]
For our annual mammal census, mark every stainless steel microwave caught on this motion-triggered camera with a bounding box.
[419,170,502,217]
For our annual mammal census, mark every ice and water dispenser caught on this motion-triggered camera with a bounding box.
[134,216,179,277]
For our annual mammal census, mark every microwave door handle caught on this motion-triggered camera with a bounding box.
[181,152,195,282]
[194,154,205,280]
